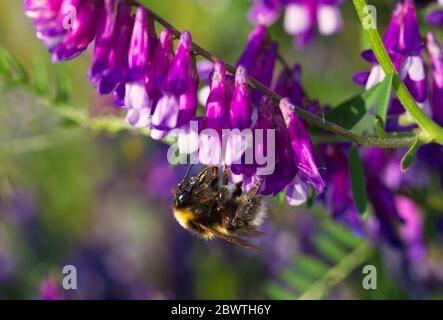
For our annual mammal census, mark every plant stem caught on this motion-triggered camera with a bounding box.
[133,0,417,148]
[352,0,443,145]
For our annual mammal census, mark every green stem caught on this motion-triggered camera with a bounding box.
[352,0,443,145]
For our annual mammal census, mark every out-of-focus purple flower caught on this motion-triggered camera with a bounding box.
[283,0,344,48]
[320,144,363,233]
[279,98,325,195]
[396,196,426,262]
[425,0,443,26]
[237,25,268,80]
[364,148,404,248]
[275,64,306,109]
[427,32,443,127]
[40,277,61,300]
[53,0,104,62]
[248,0,282,26]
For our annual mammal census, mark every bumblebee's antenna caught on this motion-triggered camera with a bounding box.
[182,164,194,181]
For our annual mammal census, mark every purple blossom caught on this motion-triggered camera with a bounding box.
[425,0,443,26]
[279,98,325,195]
[229,66,252,130]
[353,0,428,130]
[427,32,443,127]
[320,144,363,233]
[282,0,344,48]
[53,0,104,63]
[248,0,282,26]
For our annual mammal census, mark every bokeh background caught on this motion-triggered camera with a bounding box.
[0,0,443,299]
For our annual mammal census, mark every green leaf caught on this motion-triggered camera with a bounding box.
[3,50,29,84]
[265,283,295,300]
[348,146,367,215]
[374,117,387,138]
[322,221,362,248]
[32,58,50,95]
[313,235,347,264]
[375,72,393,127]
[274,191,286,204]
[0,47,10,76]
[293,254,329,278]
[325,81,381,131]
[281,269,313,292]
[54,76,72,104]
[401,137,422,172]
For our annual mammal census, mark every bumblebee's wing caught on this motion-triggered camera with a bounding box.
[236,229,266,238]
[198,224,261,250]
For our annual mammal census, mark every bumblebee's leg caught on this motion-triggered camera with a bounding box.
[232,182,243,198]
[222,166,229,185]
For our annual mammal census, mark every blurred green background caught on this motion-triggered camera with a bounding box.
[1,0,443,300]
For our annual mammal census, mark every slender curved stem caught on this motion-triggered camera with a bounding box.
[352,0,443,145]
[132,0,417,148]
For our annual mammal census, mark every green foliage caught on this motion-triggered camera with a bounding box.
[266,220,372,300]
[401,137,423,172]
[375,73,393,128]
[326,72,394,135]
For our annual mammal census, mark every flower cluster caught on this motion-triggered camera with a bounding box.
[353,0,431,131]
[248,0,344,48]
[23,0,325,206]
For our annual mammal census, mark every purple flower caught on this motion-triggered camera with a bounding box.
[229,66,253,130]
[40,278,61,300]
[97,1,133,95]
[146,28,174,93]
[427,32,443,127]
[279,98,325,194]
[52,0,104,63]
[283,0,344,48]
[396,196,426,262]
[274,64,306,109]
[425,0,443,26]
[88,0,116,85]
[353,0,427,128]
[237,25,268,81]
[320,144,363,233]
[204,60,228,133]
[123,7,157,129]
[166,31,193,96]
[248,0,282,26]
[258,106,298,196]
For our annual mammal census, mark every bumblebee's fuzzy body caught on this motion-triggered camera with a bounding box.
[173,167,265,249]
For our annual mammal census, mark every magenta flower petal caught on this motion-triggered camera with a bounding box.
[166,31,192,95]
[248,0,281,26]
[52,0,104,63]
[229,66,252,130]
[279,98,325,194]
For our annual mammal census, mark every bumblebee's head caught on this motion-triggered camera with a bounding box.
[174,180,194,208]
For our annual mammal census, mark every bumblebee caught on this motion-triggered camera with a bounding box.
[173,166,266,250]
